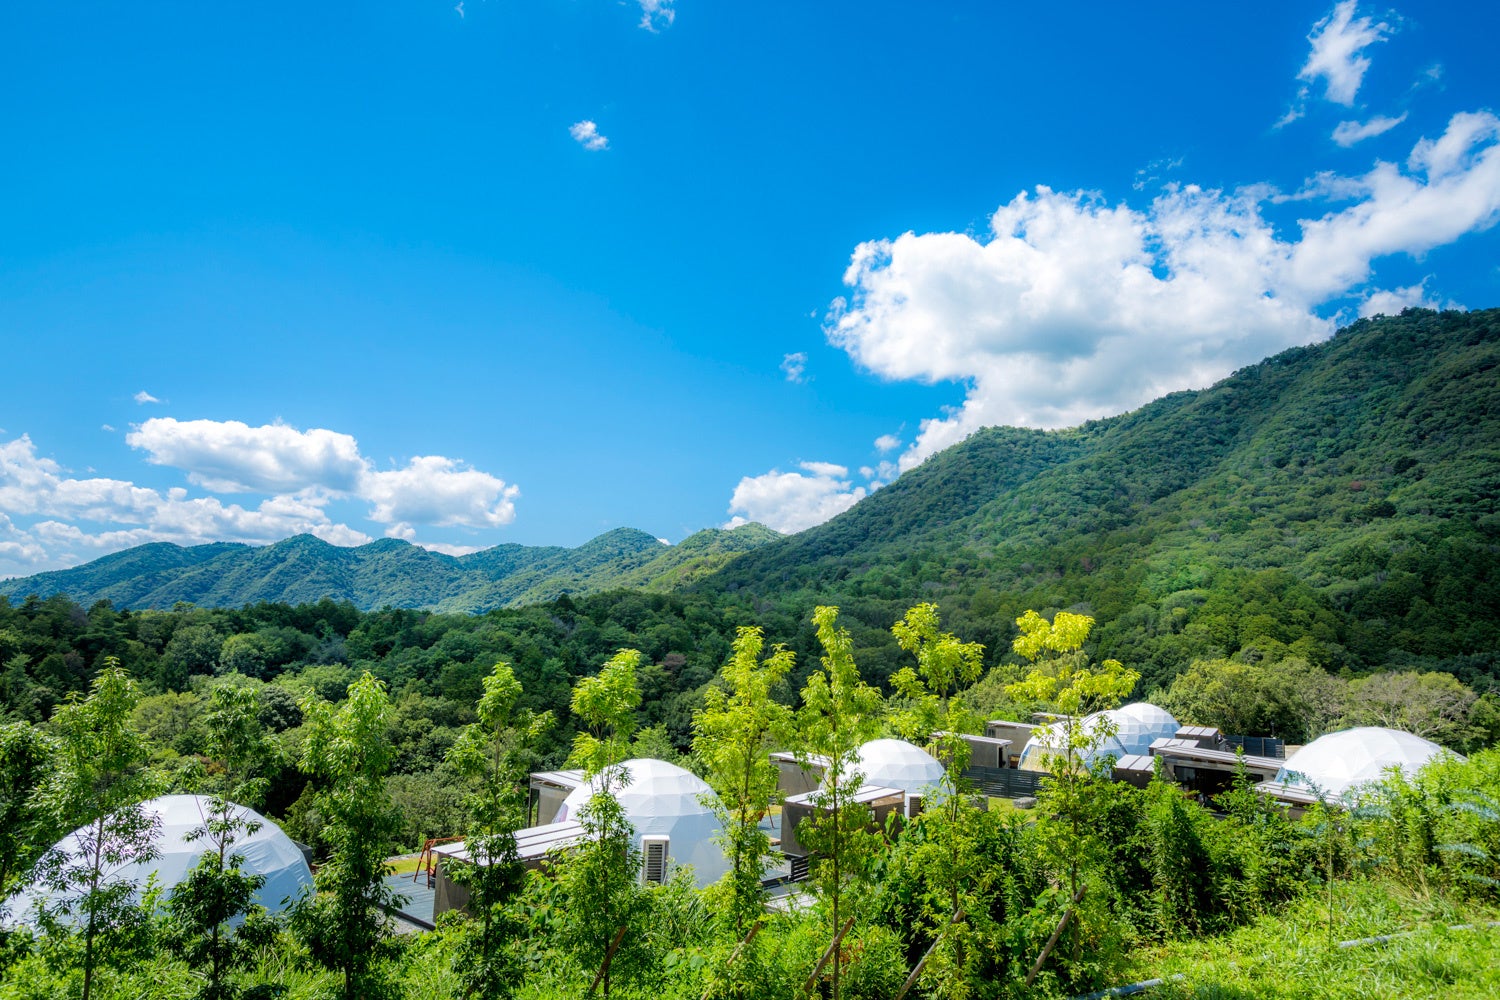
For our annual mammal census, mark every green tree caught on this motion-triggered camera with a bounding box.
[164,678,281,1000]
[693,626,794,941]
[34,659,161,1000]
[444,661,553,999]
[0,722,56,904]
[1005,611,1137,984]
[797,606,883,1000]
[888,604,988,998]
[289,670,402,1000]
[1342,670,1477,746]
[559,649,644,997]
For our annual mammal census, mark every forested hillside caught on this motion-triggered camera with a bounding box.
[699,308,1500,691]
[0,524,780,613]
[2,309,1497,695]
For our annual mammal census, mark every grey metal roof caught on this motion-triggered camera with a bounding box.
[529,769,586,790]
[783,784,905,808]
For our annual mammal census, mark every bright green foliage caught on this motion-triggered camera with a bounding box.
[569,649,643,777]
[0,722,56,902]
[1005,611,1138,988]
[694,626,795,941]
[162,800,270,1000]
[444,661,553,999]
[797,606,883,1000]
[557,649,647,997]
[34,659,162,1000]
[1155,656,1344,742]
[201,678,278,809]
[290,670,402,1000]
[885,604,989,998]
[889,602,984,747]
[1006,610,1139,719]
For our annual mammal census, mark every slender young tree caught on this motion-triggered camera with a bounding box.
[889,604,988,998]
[1005,610,1137,976]
[559,649,643,997]
[444,660,553,999]
[35,658,161,1000]
[694,626,795,938]
[165,678,280,1000]
[797,607,882,1000]
[289,670,402,1000]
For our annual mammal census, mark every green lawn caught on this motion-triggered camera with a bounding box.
[1115,879,1500,1000]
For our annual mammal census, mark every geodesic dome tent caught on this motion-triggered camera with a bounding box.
[1019,713,1129,771]
[10,795,312,929]
[1111,703,1181,756]
[554,757,729,888]
[1274,727,1461,801]
[851,738,947,796]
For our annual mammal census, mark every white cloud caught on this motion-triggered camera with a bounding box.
[874,433,901,453]
[826,112,1500,471]
[1298,1,1394,107]
[1358,281,1444,317]
[362,455,519,532]
[637,0,674,32]
[0,434,375,576]
[101,424,115,433]
[569,120,610,151]
[724,461,866,534]
[781,351,808,383]
[127,418,367,493]
[1333,113,1407,147]
[133,390,161,404]
[123,417,521,537]
[0,415,527,574]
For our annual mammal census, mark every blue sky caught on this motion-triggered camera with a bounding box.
[2,1,1498,576]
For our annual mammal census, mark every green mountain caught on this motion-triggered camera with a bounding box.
[3,310,1496,692]
[0,524,781,613]
[694,308,1500,690]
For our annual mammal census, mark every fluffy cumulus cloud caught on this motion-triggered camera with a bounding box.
[1298,1,1393,106]
[0,418,524,576]
[824,111,1500,472]
[362,456,519,537]
[0,434,374,576]
[724,461,866,534]
[1333,113,1408,147]
[569,120,609,151]
[127,418,366,493]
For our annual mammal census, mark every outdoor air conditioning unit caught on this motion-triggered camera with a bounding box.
[641,835,670,885]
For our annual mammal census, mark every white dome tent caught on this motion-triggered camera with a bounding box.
[1274,727,1461,801]
[11,795,312,929]
[555,758,729,888]
[1112,703,1181,756]
[851,739,947,797]
[1019,703,1179,770]
[1019,713,1129,771]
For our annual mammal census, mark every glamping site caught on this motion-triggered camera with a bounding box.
[1,1,1497,998]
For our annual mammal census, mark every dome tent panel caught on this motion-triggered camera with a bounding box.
[557,757,729,888]
[1019,713,1129,770]
[850,738,947,796]
[1111,702,1181,756]
[10,794,312,930]
[1275,727,1462,801]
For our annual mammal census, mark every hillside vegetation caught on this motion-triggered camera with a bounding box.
[0,524,780,614]
[698,308,1500,691]
[1,309,1496,696]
